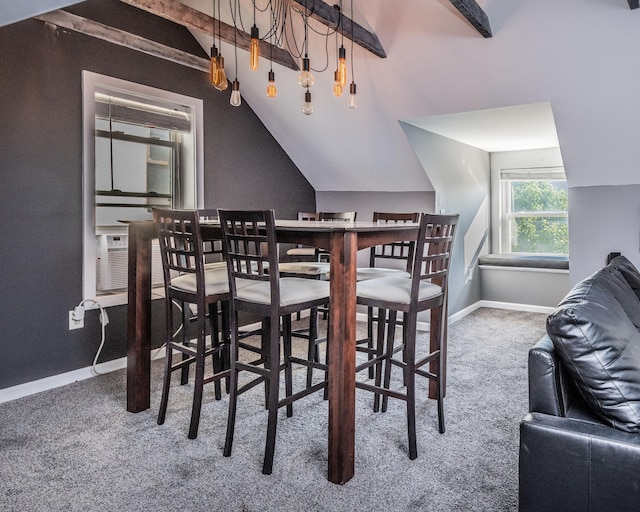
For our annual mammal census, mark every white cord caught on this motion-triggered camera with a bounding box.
[76,299,109,375]
[75,297,185,374]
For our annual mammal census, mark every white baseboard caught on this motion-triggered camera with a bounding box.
[1,301,551,405]
[476,300,555,315]
[0,347,166,405]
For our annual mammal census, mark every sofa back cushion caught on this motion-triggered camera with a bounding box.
[546,265,640,432]
[609,255,640,304]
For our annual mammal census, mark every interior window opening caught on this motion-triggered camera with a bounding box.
[500,167,568,256]
[82,72,203,307]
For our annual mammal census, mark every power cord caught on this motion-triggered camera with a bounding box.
[71,296,186,375]
[72,299,109,375]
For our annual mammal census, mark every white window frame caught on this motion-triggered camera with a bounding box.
[82,71,204,307]
[499,167,567,256]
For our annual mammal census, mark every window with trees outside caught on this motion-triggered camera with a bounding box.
[500,168,568,255]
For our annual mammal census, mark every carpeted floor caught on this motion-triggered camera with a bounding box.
[0,308,547,511]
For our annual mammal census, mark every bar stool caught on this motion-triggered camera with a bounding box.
[153,208,231,440]
[279,211,357,389]
[219,209,331,475]
[355,212,420,379]
[355,213,458,459]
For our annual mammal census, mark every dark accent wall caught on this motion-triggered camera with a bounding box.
[0,1,315,389]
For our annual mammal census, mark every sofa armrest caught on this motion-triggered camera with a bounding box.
[519,412,640,512]
[528,336,564,416]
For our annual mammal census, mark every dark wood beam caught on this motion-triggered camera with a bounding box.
[290,0,386,58]
[449,0,492,38]
[36,10,212,72]
[119,0,299,70]
[629,0,639,9]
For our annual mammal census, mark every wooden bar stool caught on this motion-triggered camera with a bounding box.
[219,209,331,475]
[153,208,232,440]
[355,213,458,459]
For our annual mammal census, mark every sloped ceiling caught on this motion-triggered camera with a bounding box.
[4,1,640,190]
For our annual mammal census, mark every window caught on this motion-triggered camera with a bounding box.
[500,167,568,255]
[82,72,204,307]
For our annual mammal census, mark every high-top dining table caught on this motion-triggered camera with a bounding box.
[126,218,420,484]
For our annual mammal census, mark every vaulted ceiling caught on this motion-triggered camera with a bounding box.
[3,1,640,190]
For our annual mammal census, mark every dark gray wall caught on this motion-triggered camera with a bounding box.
[0,1,315,389]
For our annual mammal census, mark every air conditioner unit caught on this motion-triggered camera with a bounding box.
[96,234,164,292]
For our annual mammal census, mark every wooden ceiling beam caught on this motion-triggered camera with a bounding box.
[449,0,492,38]
[289,0,386,58]
[628,0,639,10]
[36,10,212,72]
[119,0,299,70]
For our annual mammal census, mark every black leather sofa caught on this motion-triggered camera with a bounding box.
[519,255,640,512]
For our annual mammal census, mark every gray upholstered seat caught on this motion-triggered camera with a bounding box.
[357,275,441,304]
[355,267,410,281]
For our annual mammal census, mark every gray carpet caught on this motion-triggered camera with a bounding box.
[0,308,547,511]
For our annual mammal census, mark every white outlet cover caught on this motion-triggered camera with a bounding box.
[69,310,84,330]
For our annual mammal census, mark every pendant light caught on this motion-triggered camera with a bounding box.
[266,3,276,98]
[210,0,218,86]
[348,82,357,109]
[337,2,347,88]
[302,88,313,115]
[250,2,259,71]
[267,70,277,98]
[230,79,241,106]
[230,0,241,107]
[333,28,343,97]
[333,70,343,97]
[213,0,228,91]
[338,46,347,87]
[297,15,314,88]
[347,0,357,109]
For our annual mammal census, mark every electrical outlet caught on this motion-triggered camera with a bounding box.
[69,310,84,330]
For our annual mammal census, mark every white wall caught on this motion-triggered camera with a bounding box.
[569,185,640,284]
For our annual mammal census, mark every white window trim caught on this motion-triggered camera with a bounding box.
[498,166,567,256]
[82,71,204,307]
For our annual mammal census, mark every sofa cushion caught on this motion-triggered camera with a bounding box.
[546,266,640,432]
[609,255,640,304]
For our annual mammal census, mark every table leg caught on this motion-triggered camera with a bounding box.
[327,231,357,484]
[127,223,152,413]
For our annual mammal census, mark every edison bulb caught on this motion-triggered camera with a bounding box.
[338,46,347,87]
[210,46,219,86]
[266,70,277,98]
[348,82,357,109]
[297,57,314,88]
[333,69,343,97]
[214,56,228,91]
[250,25,259,71]
[302,90,314,115]
[230,80,241,107]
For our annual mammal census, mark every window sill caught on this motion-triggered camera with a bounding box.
[478,254,569,270]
